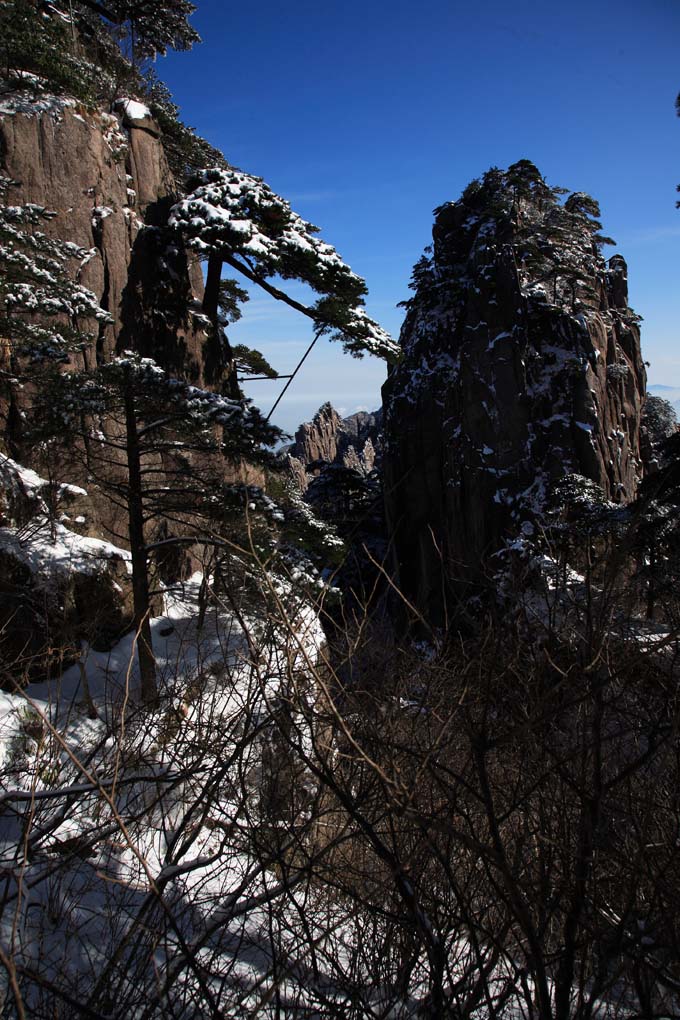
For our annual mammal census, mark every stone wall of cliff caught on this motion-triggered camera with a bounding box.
[382,165,646,623]
[0,91,209,384]
[0,88,221,668]
[0,87,267,590]
[287,402,381,491]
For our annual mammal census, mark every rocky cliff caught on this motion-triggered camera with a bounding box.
[382,163,646,623]
[0,89,209,384]
[0,84,228,673]
[287,402,381,491]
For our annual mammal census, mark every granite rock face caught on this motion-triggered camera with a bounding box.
[292,403,344,468]
[0,92,208,384]
[0,89,263,609]
[382,164,647,623]
[287,403,382,491]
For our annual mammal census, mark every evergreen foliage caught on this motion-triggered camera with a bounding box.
[506,158,562,210]
[0,178,109,359]
[232,345,278,379]
[76,0,200,61]
[217,277,249,324]
[170,168,399,362]
[0,0,101,103]
[1,0,63,79]
[407,163,617,318]
[29,351,282,701]
[0,175,112,449]
[306,462,379,526]
[564,190,615,248]
[641,395,678,468]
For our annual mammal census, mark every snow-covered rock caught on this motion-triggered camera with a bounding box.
[114,97,160,137]
[0,457,134,685]
[382,163,646,623]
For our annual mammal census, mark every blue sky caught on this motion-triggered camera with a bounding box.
[158,0,680,436]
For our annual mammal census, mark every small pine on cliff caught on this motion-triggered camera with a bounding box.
[382,161,646,621]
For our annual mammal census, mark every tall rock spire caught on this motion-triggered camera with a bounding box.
[382,162,646,623]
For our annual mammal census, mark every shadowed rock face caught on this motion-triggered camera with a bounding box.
[382,164,646,624]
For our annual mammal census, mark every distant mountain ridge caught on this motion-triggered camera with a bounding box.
[284,402,382,491]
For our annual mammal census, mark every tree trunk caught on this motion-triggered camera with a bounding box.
[646,543,656,620]
[77,651,99,720]
[123,367,157,706]
[202,253,222,322]
[202,253,240,398]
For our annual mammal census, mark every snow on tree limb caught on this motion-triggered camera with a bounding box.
[169,167,399,362]
[0,177,112,361]
[54,351,282,453]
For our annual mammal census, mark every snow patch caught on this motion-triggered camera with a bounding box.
[0,89,75,119]
[0,518,131,579]
[116,97,152,121]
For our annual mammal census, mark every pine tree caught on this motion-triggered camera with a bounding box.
[0,4,398,706]
[0,175,111,449]
[641,395,678,471]
[506,159,559,214]
[34,353,281,703]
[74,0,200,62]
[0,168,285,704]
[169,167,399,400]
[0,0,70,86]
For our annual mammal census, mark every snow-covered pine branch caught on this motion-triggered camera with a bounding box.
[50,351,282,454]
[0,176,111,362]
[169,167,399,362]
[74,0,200,59]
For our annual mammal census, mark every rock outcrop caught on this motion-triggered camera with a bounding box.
[292,403,344,468]
[382,163,646,623]
[287,402,382,491]
[0,454,134,685]
[285,403,386,608]
[0,85,258,663]
[0,85,265,525]
[0,89,209,383]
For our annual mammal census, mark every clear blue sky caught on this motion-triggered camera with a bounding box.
[157,0,680,436]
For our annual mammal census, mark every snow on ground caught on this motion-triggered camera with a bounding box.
[0,566,365,1017]
[0,568,322,762]
[0,558,667,1014]
[0,564,559,1017]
